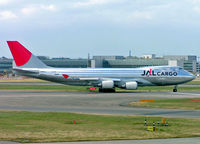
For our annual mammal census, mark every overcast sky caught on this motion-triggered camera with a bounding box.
[1,0,200,58]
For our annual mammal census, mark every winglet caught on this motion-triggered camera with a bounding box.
[7,41,32,67]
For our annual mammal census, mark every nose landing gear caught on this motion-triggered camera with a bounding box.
[173,85,177,92]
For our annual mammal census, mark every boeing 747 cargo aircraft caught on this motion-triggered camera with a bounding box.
[7,41,195,92]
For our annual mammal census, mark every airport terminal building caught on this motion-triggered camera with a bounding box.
[0,54,199,75]
[92,55,199,73]
[0,57,12,75]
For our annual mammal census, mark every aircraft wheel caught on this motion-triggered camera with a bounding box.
[99,88,103,92]
[173,85,178,92]
[173,88,177,92]
[99,88,115,93]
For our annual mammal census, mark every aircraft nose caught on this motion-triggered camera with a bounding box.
[187,73,196,81]
[190,74,196,80]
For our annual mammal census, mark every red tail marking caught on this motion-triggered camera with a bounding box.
[62,74,69,79]
[7,41,32,67]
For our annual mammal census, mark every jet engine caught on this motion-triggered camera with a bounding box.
[121,81,138,90]
[99,80,114,89]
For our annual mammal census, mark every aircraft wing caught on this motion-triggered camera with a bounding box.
[78,77,145,86]
[79,77,121,81]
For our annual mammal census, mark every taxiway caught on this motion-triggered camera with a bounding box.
[0,90,200,118]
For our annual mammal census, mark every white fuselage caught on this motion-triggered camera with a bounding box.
[13,66,195,88]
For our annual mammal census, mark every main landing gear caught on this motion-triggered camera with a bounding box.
[173,85,177,92]
[99,88,116,93]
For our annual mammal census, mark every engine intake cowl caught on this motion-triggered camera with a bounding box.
[100,80,114,89]
[123,81,138,90]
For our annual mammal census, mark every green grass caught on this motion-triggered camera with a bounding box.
[1,78,200,84]
[137,86,200,92]
[0,85,90,91]
[130,98,200,110]
[186,80,200,85]
[0,84,199,92]
[0,111,200,142]
[0,77,200,92]
[0,79,48,83]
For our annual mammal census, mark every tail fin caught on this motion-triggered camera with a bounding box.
[7,41,48,68]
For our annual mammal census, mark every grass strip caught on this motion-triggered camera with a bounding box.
[0,84,199,92]
[0,79,47,83]
[130,98,200,110]
[0,78,200,84]
[185,80,200,85]
[0,85,90,92]
[0,111,199,142]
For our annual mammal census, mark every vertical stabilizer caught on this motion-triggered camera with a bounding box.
[7,41,48,68]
